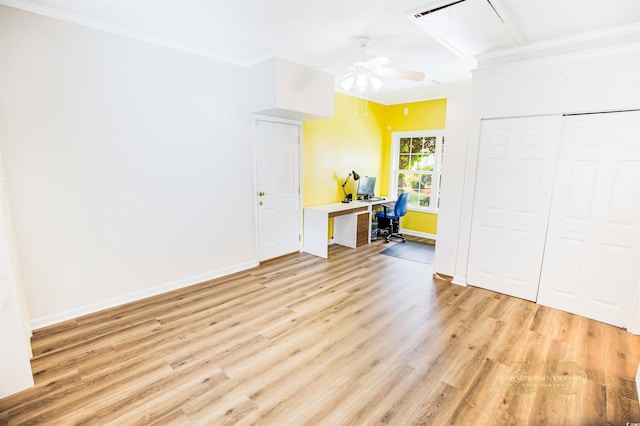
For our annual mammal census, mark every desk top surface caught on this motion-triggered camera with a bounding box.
[305,198,394,213]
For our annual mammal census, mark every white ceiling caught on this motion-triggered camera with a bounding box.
[4,0,640,104]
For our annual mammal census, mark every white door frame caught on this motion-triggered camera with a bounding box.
[251,115,303,260]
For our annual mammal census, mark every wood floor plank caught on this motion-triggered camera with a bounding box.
[181,379,258,425]
[1,237,639,425]
[93,367,228,425]
[605,324,640,382]
[405,380,464,426]
[456,358,516,422]
[526,392,573,426]
[573,314,607,385]
[606,385,640,424]
[4,359,173,424]
[569,379,607,424]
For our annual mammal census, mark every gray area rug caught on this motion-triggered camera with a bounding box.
[380,240,435,264]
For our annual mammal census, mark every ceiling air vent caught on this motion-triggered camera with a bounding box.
[411,0,467,18]
[408,0,519,58]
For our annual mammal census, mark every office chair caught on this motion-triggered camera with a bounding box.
[375,192,409,243]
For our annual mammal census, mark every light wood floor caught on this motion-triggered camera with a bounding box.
[1,238,639,425]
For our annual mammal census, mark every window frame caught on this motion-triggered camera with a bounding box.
[389,130,445,214]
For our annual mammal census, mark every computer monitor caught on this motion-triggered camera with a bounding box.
[357,176,376,199]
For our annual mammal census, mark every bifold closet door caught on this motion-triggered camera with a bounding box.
[467,116,562,301]
[537,110,640,327]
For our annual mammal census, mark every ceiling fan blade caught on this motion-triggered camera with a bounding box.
[363,56,391,68]
[338,71,356,79]
[375,66,425,82]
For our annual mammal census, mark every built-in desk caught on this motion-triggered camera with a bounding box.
[303,198,393,259]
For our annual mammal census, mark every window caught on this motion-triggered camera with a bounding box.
[390,131,445,212]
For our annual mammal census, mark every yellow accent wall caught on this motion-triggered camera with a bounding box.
[382,99,447,235]
[385,99,447,131]
[303,94,447,236]
[303,93,386,206]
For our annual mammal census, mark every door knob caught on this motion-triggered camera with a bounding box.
[258,191,265,196]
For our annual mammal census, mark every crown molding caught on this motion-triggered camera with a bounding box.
[476,22,640,67]
[0,0,253,67]
[472,40,640,77]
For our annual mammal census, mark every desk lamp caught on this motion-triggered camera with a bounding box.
[341,170,360,203]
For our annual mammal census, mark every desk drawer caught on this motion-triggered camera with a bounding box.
[356,213,369,247]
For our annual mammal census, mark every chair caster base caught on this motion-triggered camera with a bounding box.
[385,233,406,243]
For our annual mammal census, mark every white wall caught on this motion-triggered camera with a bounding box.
[473,46,640,118]
[432,84,472,277]
[0,8,34,397]
[0,152,34,398]
[0,6,258,328]
[436,42,640,331]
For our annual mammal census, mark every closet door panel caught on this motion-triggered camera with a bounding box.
[538,110,640,327]
[467,115,562,301]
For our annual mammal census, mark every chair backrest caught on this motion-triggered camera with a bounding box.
[394,192,410,217]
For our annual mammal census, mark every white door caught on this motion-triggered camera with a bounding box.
[255,119,301,261]
[538,110,640,327]
[467,115,562,301]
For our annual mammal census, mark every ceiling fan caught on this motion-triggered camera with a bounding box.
[340,36,426,92]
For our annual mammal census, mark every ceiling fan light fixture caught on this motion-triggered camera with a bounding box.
[369,75,383,91]
[340,76,355,91]
[356,73,367,89]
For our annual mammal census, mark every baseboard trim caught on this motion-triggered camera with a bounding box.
[451,276,467,286]
[400,229,437,240]
[30,260,259,330]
